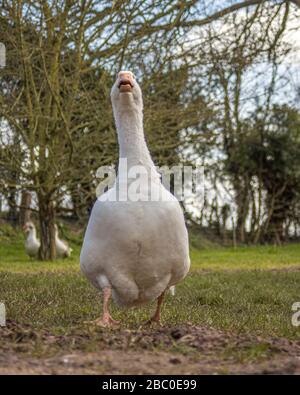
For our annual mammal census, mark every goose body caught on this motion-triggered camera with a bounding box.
[55,225,72,258]
[23,222,40,258]
[80,71,190,325]
[81,191,189,307]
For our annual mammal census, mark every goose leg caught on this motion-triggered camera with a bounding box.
[85,287,119,327]
[145,291,165,326]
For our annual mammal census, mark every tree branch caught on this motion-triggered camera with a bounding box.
[290,0,300,7]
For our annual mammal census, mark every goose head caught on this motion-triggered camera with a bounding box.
[23,222,36,237]
[111,71,143,113]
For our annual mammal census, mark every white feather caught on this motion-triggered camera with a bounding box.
[24,222,40,258]
[80,74,190,308]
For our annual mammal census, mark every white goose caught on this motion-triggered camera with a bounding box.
[23,221,40,258]
[54,224,72,258]
[80,71,190,326]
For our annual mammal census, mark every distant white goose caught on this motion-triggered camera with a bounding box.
[80,71,190,327]
[23,222,40,258]
[54,224,72,258]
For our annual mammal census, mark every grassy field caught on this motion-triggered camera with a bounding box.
[2,227,300,272]
[1,226,300,373]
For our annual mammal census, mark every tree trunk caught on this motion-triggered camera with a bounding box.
[234,178,250,244]
[38,195,56,260]
[19,190,32,226]
[268,215,284,245]
[232,217,237,249]
[291,0,300,8]
[7,186,18,227]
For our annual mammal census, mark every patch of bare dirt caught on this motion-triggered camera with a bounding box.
[1,321,300,374]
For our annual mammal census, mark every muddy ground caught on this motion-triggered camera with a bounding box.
[1,321,300,374]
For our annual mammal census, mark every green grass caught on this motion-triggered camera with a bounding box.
[1,270,299,339]
[222,342,274,364]
[191,243,300,270]
[0,230,81,273]
[2,232,300,273]
[1,229,300,346]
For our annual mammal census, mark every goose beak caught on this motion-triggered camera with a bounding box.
[118,71,134,93]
